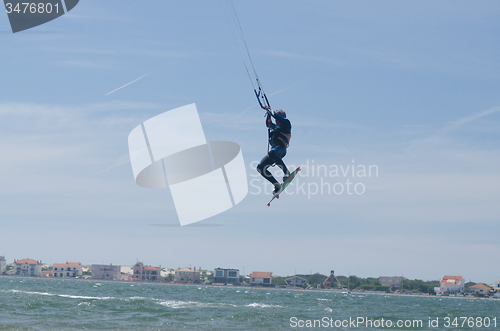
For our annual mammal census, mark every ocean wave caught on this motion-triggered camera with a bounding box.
[246,303,283,308]
[77,302,91,307]
[11,289,52,296]
[156,300,239,309]
[58,294,113,300]
[157,300,206,309]
[9,289,113,300]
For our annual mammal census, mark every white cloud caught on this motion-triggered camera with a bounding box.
[0,101,168,215]
[105,73,151,96]
[442,106,500,132]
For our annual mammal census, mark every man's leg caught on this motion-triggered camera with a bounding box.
[269,146,290,178]
[257,154,279,186]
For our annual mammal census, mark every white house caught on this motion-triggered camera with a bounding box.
[438,275,465,294]
[250,271,272,286]
[175,267,201,283]
[91,264,121,280]
[14,258,43,277]
[0,256,6,274]
[468,283,491,296]
[52,262,82,277]
[285,276,307,287]
[493,283,500,299]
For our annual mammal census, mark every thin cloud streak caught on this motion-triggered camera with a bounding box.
[95,153,131,176]
[406,105,500,149]
[442,105,500,132]
[105,73,151,96]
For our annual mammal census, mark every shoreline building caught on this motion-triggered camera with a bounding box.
[52,262,82,277]
[468,283,492,296]
[174,267,200,283]
[250,271,273,286]
[493,282,500,298]
[213,268,240,285]
[14,258,43,277]
[437,275,465,294]
[322,270,341,289]
[285,276,307,287]
[133,262,161,281]
[91,264,121,280]
[0,256,6,275]
[379,276,404,290]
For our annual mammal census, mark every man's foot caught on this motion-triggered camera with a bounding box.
[282,174,290,183]
[273,183,281,194]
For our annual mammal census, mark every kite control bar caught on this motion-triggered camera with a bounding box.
[254,78,271,110]
[253,78,273,153]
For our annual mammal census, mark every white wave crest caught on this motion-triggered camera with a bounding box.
[156,300,239,309]
[129,296,147,300]
[157,300,203,309]
[9,289,113,300]
[59,294,113,300]
[246,303,282,308]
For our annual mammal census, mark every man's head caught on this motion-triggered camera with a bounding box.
[275,110,286,119]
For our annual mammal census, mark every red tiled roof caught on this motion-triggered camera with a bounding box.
[15,258,41,265]
[469,283,491,290]
[251,271,272,279]
[440,275,463,284]
[53,262,81,268]
[143,266,159,270]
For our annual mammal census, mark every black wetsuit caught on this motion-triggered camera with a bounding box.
[256,111,291,186]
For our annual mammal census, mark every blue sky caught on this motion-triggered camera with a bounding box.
[1,1,500,284]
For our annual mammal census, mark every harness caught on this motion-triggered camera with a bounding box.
[268,120,292,148]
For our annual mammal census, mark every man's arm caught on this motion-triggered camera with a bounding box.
[266,111,276,129]
[264,106,286,123]
[272,111,286,123]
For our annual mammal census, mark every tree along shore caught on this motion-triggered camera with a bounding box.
[272,274,441,294]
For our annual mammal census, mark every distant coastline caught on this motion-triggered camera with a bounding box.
[2,274,497,301]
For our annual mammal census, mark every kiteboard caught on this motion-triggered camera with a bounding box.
[267,167,301,206]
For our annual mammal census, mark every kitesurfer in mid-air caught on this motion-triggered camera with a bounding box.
[257,107,292,194]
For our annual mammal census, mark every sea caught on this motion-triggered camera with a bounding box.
[0,276,498,330]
